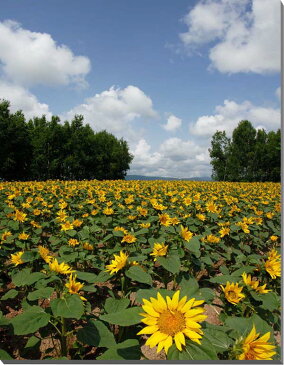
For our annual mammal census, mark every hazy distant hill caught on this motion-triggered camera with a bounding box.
[126,175,212,181]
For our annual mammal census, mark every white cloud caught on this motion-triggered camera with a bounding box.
[190,99,280,137]
[180,0,280,74]
[129,137,210,178]
[0,20,91,87]
[162,114,182,131]
[62,85,158,141]
[0,80,52,120]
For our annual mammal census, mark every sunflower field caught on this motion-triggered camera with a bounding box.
[0,180,281,361]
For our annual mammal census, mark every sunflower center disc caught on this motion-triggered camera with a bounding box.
[157,310,186,336]
[228,291,237,299]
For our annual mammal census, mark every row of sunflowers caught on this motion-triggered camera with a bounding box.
[0,180,281,360]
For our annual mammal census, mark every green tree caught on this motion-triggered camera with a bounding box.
[209,121,280,182]
[208,131,230,181]
[266,129,281,182]
[91,130,133,180]
[28,115,67,180]
[0,100,133,181]
[228,120,256,181]
[0,100,31,180]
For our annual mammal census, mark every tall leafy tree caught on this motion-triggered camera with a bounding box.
[91,130,133,180]
[228,120,256,181]
[209,120,280,182]
[266,129,281,182]
[208,131,231,181]
[0,100,31,180]
[0,100,133,181]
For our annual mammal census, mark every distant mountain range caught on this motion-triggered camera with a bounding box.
[126,175,212,181]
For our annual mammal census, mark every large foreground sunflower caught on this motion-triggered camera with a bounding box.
[237,325,276,360]
[137,291,207,354]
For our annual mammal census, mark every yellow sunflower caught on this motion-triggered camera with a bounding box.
[137,291,207,354]
[268,248,280,261]
[49,258,74,275]
[241,273,271,294]
[150,243,168,261]
[265,257,281,279]
[220,282,245,305]
[121,234,137,243]
[11,251,25,266]
[38,245,53,263]
[65,274,86,301]
[18,232,30,240]
[60,221,74,231]
[158,213,172,226]
[105,251,128,274]
[241,273,259,290]
[1,230,12,241]
[237,325,276,360]
[180,225,193,242]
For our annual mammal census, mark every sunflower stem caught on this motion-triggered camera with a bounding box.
[60,317,68,357]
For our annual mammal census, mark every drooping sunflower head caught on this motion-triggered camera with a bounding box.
[220,282,245,305]
[105,251,128,274]
[137,290,207,354]
[38,245,53,263]
[237,325,276,360]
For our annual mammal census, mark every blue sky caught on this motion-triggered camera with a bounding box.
[0,0,281,178]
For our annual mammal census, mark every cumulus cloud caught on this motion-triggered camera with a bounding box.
[162,114,182,131]
[0,20,90,87]
[0,81,52,120]
[129,137,210,178]
[62,85,158,141]
[190,99,280,137]
[180,0,280,74]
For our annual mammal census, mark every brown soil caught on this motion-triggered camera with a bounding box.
[141,344,166,360]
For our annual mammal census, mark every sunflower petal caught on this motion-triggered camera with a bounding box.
[137,325,159,335]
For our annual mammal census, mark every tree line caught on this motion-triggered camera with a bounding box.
[0,100,133,181]
[209,120,281,182]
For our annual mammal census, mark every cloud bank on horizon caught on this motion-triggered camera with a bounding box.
[0,0,281,178]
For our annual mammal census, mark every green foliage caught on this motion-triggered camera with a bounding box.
[99,307,142,326]
[104,298,130,313]
[157,254,181,274]
[77,319,116,347]
[0,100,133,180]
[0,349,13,360]
[209,120,280,182]
[168,337,218,360]
[125,266,152,284]
[11,306,50,335]
[50,295,84,319]
[96,339,141,360]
